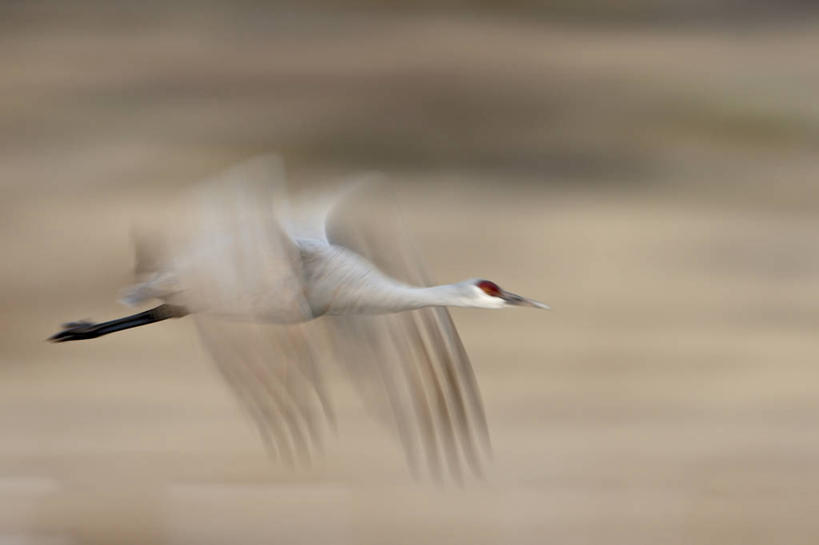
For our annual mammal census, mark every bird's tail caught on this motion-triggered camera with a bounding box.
[48,304,187,342]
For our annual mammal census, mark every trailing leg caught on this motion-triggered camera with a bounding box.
[49,304,188,342]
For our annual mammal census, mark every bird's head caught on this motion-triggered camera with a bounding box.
[458,279,550,310]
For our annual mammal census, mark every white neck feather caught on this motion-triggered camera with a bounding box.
[301,243,504,316]
[395,284,468,310]
[322,280,503,315]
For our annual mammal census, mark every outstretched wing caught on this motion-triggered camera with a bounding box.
[128,155,311,322]
[194,315,335,468]
[320,185,493,482]
[130,156,332,465]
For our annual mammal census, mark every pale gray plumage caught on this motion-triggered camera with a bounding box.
[57,155,548,481]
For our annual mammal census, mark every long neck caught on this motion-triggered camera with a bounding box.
[322,279,468,315]
[305,244,472,316]
[389,283,468,311]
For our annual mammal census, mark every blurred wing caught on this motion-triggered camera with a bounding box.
[194,315,335,468]
[131,156,328,465]
[131,155,311,322]
[281,173,382,243]
[322,185,493,482]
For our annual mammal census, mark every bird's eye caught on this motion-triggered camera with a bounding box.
[476,280,502,297]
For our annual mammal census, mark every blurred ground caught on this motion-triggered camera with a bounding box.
[2,3,819,544]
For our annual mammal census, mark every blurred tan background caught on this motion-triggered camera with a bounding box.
[2,1,819,544]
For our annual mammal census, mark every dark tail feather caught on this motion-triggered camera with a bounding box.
[49,304,187,342]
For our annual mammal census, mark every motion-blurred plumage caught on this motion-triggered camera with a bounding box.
[50,156,548,481]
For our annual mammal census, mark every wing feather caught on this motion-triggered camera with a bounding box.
[129,155,311,322]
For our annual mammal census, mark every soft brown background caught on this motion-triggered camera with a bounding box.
[2,2,819,544]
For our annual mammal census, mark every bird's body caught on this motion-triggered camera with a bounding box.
[51,156,548,480]
[125,215,535,322]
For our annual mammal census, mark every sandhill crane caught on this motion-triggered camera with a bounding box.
[49,156,548,481]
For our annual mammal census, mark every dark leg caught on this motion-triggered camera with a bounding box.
[49,304,188,342]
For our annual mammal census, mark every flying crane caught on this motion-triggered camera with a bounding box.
[50,156,549,481]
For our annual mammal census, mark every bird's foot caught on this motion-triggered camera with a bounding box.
[48,320,99,342]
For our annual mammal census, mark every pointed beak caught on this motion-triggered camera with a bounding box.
[501,290,550,310]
